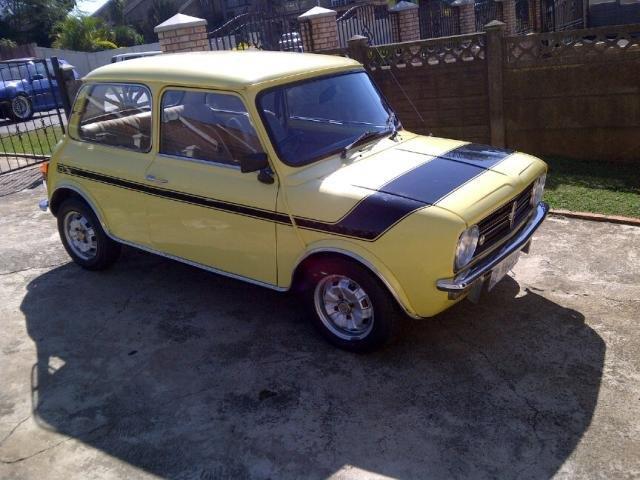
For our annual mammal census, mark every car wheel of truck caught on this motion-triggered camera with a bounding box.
[9,94,33,121]
[57,198,121,270]
[306,259,396,352]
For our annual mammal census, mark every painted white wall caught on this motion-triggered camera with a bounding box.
[34,43,161,76]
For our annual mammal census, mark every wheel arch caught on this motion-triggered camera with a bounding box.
[50,185,108,233]
[290,247,419,319]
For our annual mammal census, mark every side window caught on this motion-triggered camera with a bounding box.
[72,83,152,152]
[160,89,262,166]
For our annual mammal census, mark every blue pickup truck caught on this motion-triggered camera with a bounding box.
[0,58,79,122]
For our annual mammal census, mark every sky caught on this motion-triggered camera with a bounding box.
[76,0,109,15]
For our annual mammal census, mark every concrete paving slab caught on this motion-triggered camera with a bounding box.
[0,186,639,479]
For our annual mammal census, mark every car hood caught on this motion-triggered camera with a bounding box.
[290,134,546,230]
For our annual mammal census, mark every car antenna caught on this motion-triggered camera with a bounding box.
[369,44,432,136]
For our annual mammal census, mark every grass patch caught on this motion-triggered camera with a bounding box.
[543,156,640,218]
[0,125,63,157]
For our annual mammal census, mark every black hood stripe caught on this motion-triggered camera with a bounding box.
[57,143,513,242]
[294,143,514,240]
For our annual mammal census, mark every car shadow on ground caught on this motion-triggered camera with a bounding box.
[20,247,604,479]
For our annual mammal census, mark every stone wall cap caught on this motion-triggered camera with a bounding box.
[390,0,419,11]
[484,19,507,29]
[154,13,207,33]
[298,6,337,20]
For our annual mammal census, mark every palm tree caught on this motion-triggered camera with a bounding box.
[52,15,117,51]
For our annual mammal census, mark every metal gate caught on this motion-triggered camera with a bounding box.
[0,57,66,175]
[419,1,461,39]
[542,0,584,31]
[337,4,396,48]
[208,12,306,52]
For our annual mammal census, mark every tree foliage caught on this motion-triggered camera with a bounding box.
[0,0,76,47]
[113,25,143,47]
[52,15,118,51]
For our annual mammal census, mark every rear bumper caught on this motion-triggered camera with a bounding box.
[436,202,549,293]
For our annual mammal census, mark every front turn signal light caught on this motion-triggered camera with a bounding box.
[39,162,49,181]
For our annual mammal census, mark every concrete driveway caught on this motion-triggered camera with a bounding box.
[1,185,639,480]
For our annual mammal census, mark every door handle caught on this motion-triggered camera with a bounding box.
[145,174,168,184]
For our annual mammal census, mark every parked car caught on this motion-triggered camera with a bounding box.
[278,32,304,52]
[111,51,162,63]
[39,51,548,352]
[0,57,79,121]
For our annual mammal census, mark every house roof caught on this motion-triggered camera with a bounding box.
[84,50,361,89]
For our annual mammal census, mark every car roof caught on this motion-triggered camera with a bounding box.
[85,51,361,89]
[0,58,36,64]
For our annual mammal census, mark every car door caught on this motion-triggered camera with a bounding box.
[144,87,279,286]
[63,82,153,245]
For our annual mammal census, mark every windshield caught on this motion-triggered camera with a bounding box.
[258,71,397,167]
[0,63,32,82]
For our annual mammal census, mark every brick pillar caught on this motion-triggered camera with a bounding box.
[155,13,209,53]
[298,6,338,52]
[485,20,506,147]
[496,0,518,34]
[390,1,420,43]
[530,0,542,31]
[454,0,477,34]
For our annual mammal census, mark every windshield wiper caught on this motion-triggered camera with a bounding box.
[341,130,384,159]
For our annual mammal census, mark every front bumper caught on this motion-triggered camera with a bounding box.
[436,201,549,293]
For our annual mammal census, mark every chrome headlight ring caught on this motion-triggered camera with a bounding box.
[455,225,479,271]
[531,173,546,206]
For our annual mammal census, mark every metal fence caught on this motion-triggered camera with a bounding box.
[0,58,66,176]
[208,12,306,52]
[542,0,584,31]
[337,4,397,47]
[475,0,503,31]
[419,1,461,39]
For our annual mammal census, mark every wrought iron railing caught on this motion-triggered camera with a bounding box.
[336,4,397,48]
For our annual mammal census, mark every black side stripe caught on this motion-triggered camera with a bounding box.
[57,143,513,242]
[58,164,292,225]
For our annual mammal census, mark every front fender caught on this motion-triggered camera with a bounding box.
[291,238,420,318]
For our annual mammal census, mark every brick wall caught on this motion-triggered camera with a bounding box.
[458,3,477,34]
[158,25,209,53]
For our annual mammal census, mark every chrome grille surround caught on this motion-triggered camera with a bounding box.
[474,182,535,258]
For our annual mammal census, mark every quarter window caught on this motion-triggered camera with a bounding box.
[160,89,262,166]
[73,83,152,152]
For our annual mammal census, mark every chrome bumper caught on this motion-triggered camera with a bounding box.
[38,199,49,212]
[436,202,549,293]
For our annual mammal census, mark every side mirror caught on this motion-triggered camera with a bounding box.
[240,152,269,173]
[31,74,44,81]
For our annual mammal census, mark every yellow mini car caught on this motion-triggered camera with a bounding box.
[40,51,548,352]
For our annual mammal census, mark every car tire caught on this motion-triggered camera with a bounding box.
[9,94,33,121]
[57,197,121,270]
[305,258,398,353]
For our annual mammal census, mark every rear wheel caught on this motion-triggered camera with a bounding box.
[57,198,121,270]
[305,259,397,352]
[9,94,33,121]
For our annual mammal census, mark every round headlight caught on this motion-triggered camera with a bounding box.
[531,173,546,206]
[455,225,479,270]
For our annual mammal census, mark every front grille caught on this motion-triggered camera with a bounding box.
[474,183,534,257]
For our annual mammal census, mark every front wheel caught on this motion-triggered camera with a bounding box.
[57,197,121,270]
[9,94,33,121]
[306,259,397,352]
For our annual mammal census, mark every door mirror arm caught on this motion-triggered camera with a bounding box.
[257,167,275,185]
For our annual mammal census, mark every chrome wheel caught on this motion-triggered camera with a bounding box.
[63,211,98,260]
[11,95,32,120]
[314,274,374,341]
